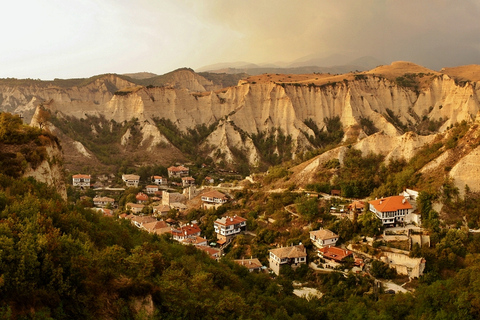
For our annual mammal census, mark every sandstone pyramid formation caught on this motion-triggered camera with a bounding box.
[2,62,480,191]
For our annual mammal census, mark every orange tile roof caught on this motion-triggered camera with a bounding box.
[171,224,201,237]
[369,196,412,212]
[318,246,352,262]
[73,174,91,179]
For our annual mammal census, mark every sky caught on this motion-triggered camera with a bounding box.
[1,0,479,80]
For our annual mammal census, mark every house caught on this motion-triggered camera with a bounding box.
[201,190,228,209]
[181,236,208,246]
[171,223,202,242]
[269,244,307,275]
[196,245,221,260]
[214,215,247,240]
[136,192,149,204]
[182,177,195,187]
[204,176,214,184]
[126,202,144,214]
[234,258,263,272]
[153,204,170,217]
[122,174,140,187]
[369,196,414,226]
[145,185,159,194]
[310,229,339,248]
[142,220,172,235]
[72,174,91,188]
[348,201,365,213]
[93,196,115,208]
[124,214,156,228]
[318,246,353,265]
[167,165,189,178]
[151,175,166,185]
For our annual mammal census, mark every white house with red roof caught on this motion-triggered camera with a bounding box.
[269,244,307,275]
[318,246,353,265]
[214,215,247,240]
[369,195,414,226]
[201,190,228,209]
[181,176,195,187]
[167,166,189,178]
[171,223,202,242]
[310,229,339,248]
[145,185,159,194]
[72,174,91,188]
[151,175,166,185]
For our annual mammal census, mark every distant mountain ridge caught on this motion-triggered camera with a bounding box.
[2,62,480,193]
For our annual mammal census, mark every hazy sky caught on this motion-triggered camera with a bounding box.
[2,0,479,79]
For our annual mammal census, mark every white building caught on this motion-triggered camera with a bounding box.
[122,174,140,187]
[269,245,307,275]
[369,196,414,226]
[72,174,91,188]
[214,215,247,240]
[309,229,338,248]
[201,190,228,209]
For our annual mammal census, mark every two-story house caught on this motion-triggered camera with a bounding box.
[122,174,140,187]
[369,195,414,226]
[310,229,338,248]
[171,223,202,242]
[201,190,228,209]
[126,202,144,214]
[214,215,247,241]
[72,174,91,188]
[167,166,189,178]
[93,196,115,208]
[181,176,195,187]
[151,175,166,185]
[269,244,307,275]
[145,185,159,194]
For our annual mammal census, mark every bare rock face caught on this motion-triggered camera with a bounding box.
[449,145,480,196]
[23,142,67,200]
[4,63,480,171]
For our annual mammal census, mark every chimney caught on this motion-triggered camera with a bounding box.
[402,198,406,204]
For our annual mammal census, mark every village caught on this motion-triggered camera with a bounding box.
[72,165,430,297]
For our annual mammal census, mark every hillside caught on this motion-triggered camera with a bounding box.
[2,62,480,177]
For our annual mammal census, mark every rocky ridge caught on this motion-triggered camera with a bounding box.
[2,63,480,188]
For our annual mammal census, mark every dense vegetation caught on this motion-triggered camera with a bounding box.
[0,113,58,177]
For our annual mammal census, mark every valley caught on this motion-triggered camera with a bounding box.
[2,62,480,318]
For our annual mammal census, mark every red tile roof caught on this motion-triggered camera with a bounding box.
[196,245,220,258]
[171,224,201,237]
[369,196,412,213]
[136,193,149,201]
[234,258,262,270]
[318,246,352,262]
